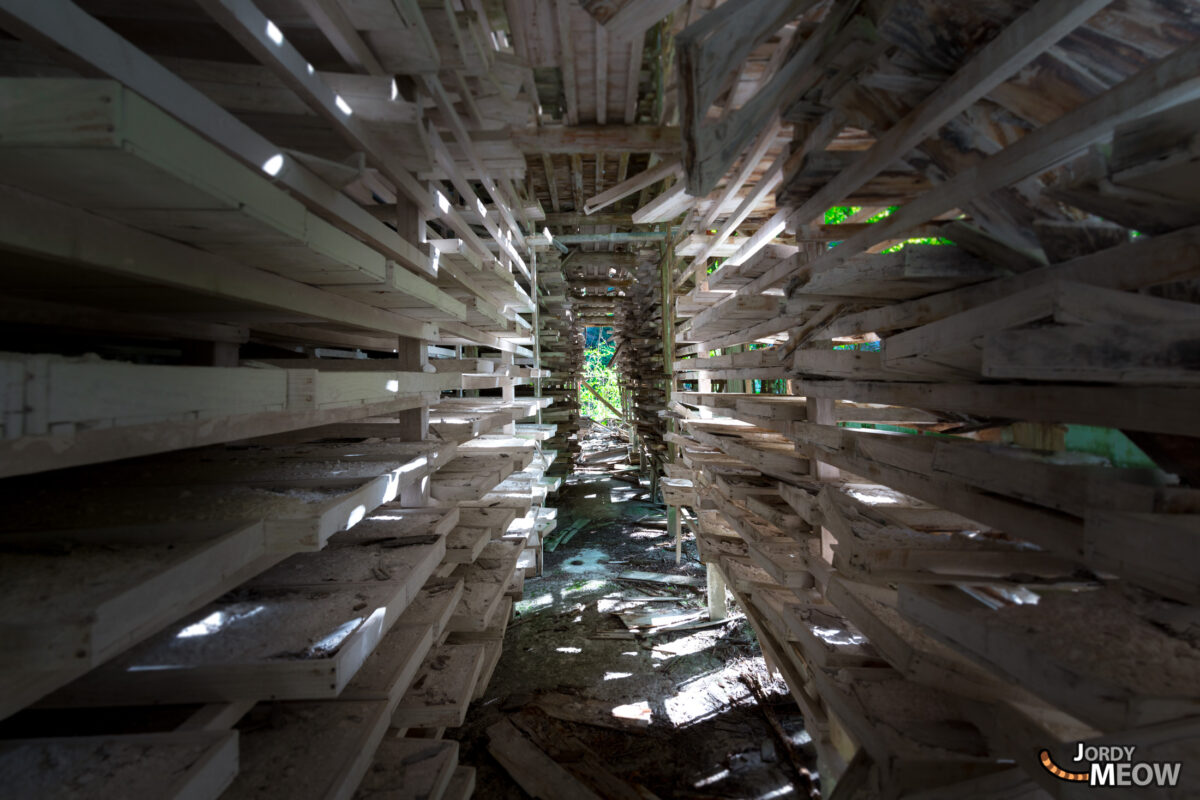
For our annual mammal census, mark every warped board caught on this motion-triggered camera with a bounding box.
[392,643,487,728]
[224,700,390,800]
[401,579,466,644]
[442,767,476,800]
[448,540,524,633]
[0,731,237,800]
[900,584,1200,731]
[0,77,453,311]
[457,506,519,536]
[450,596,513,702]
[430,453,517,503]
[354,739,459,800]
[0,521,265,672]
[0,441,452,551]
[443,526,493,564]
[43,530,447,705]
[0,351,451,477]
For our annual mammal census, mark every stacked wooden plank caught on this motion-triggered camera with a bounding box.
[615,257,668,477]
[535,250,584,471]
[1,418,548,798]
[659,3,1200,797]
[0,0,551,795]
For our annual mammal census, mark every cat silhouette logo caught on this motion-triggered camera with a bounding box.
[1040,745,1182,788]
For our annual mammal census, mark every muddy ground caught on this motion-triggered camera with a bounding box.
[448,432,820,799]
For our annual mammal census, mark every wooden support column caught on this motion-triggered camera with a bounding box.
[707,562,728,621]
[671,506,682,565]
[808,395,839,573]
[662,237,681,563]
[394,196,430,454]
[502,349,516,435]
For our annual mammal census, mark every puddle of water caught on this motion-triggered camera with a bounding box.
[558,548,610,574]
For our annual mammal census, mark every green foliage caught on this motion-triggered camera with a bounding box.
[824,205,955,252]
[824,205,862,225]
[580,327,622,421]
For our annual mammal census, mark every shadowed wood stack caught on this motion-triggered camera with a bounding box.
[1,0,1199,798]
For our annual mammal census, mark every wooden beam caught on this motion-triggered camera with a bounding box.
[542,153,561,212]
[623,35,641,124]
[0,296,248,344]
[544,212,635,226]
[584,0,681,31]
[737,37,1200,306]
[696,118,782,231]
[570,154,586,211]
[295,0,386,75]
[420,74,528,253]
[678,0,828,195]
[788,0,1115,228]
[595,21,608,125]
[632,181,693,224]
[426,121,529,278]
[509,125,681,154]
[584,157,683,214]
[0,0,432,276]
[0,184,436,341]
[676,151,785,288]
[555,0,579,126]
[194,0,432,217]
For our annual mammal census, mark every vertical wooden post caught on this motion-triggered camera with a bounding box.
[671,505,681,565]
[502,348,516,435]
[393,197,429,502]
[809,395,839,568]
[661,229,680,559]
[707,562,727,620]
[532,248,543,425]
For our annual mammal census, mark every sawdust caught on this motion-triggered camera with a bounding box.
[0,737,212,799]
[998,586,1200,697]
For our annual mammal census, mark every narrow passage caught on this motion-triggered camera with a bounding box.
[449,425,819,799]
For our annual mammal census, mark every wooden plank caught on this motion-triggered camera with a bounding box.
[983,322,1200,385]
[355,739,459,800]
[508,125,681,154]
[739,37,1200,304]
[392,643,487,728]
[46,526,445,705]
[1085,512,1200,604]
[0,0,432,275]
[0,185,434,341]
[223,699,390,800]
[798,378,1200,438]
[0,354,445,477]
[555,0,579,126]
[448,539,524,633]
[542,153,561,212]
[0,731,237,800]
[676,151,785,287]
[899,584,1200,730]
[0,521,266,671]
[487,717,603,800]
[295,0,386,75]
[584,158,683,215]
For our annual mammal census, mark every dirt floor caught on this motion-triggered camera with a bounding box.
[448,426,820,799]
